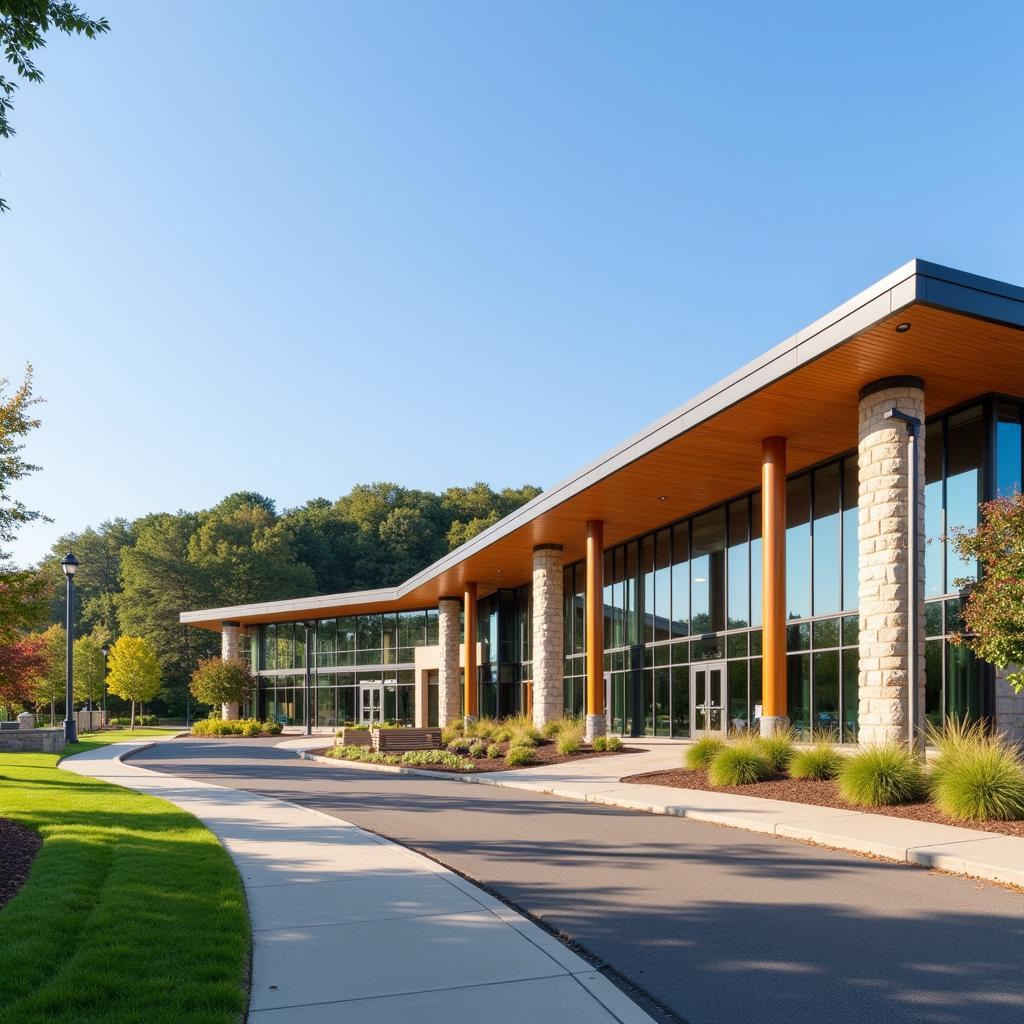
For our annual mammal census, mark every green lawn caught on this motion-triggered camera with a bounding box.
[0,734,249,1024]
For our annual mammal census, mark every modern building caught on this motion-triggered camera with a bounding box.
[181,260,1024,744]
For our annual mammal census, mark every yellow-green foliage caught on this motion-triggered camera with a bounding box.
[708,737,773,786]
[757,728,796,772]
[837,744,925,806]
[789,741,844,781]
[556,718,585,754]
[686,735,725,770]
[505,745,534,767]
[191,718,282,737]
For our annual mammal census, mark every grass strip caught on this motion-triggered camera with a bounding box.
[0,733,248,1024]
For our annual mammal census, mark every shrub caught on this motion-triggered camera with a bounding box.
[556,718,585,755]
[190,717,281,738]
[505,745,534,767]
[541,720,562,739]
[789,741,844,781]
[686,735,726,771]
[509,730,537,748]
[468,740,487,758]
[930,743,1024,821]
[400,749,476,771]
[469,716,499,740]
[605,735,624,753]
[486,742,502,759]
[503,714,541,743]
[447,737,474,754]
[837,744,925,806]
[591,735,607,752]
[708,737,773,787]
[757,728,796,772]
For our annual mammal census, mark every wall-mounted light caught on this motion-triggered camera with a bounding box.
[658,495,668,501]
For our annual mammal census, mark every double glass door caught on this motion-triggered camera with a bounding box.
[359,684,383,726]
[691,661,727,737]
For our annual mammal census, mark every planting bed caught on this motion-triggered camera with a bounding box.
[319,738,643,773]
[0,817,41,910]
[623,768,1024,838]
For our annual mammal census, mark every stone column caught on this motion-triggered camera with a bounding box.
[857,377,926,746]
[584,521,607,741]
[994,668,1024,746]
[531,544,564,729]
[464,582,478,722]
[221,621,241,721]
[437,599,462,726]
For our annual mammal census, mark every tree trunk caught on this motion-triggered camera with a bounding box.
[130,700,136,731]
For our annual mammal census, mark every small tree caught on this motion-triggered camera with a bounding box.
[30,622,65,723]
[106,635,161,730]
[73,633,106,710]
[189,656,253,711]
[0,633,46,718]
[952,492,1024,693]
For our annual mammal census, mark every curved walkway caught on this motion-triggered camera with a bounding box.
[61,741,651,1024]
[131,737,1024,1024]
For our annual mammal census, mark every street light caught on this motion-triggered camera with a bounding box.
[884,408,923,754]
[61,552,79,744]
[101,643,109,727]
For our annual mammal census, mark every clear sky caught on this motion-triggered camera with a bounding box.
[5,0,1024,567]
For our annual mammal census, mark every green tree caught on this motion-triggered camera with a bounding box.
[29,622,64,723]
[106,634,161,730]
[953,492,1024,693]
[72,632,106,708]
[189,656,253,709]
[0,1,109,212]
[0,366,51,643]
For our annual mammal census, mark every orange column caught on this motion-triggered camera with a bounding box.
[761,437,788,732]
[585,520,606,736]
[463,581,478,719]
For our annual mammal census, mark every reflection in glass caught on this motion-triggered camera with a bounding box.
[691,508,726,634]
[812,650,839,736]
[750,491,763,627]
[841,650,858,742]
[946,406,983,589]
[671,523,690,637]
[842,457,858,610]
[786,653,810,735]
[813,463,841,615]
[925,423,944,598]
[996,404,1022,497]
[727,499,750,628]
[925,639,943,727]
[786,475,811,619]
[671,665,689,735]
[728,660,748,730]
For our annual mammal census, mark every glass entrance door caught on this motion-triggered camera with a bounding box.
[359,684,383,726]
[690,661,728,737]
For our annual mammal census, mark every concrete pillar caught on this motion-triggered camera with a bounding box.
[761,437,790,737]
[857,377,926,746]
[438,599,462,726]
[584,521,606,741]
[464,582,478,721]
[221,620,241,721]
[531,544,564,729]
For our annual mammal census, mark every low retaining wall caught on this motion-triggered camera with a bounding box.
[0,728,66,754]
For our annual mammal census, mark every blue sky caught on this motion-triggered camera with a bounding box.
[6,0,1024,566]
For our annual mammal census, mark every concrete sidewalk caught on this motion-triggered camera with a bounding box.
[296,740,1024,889]
[61,741,653,1024]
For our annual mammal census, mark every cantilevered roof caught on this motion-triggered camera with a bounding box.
[181,259,1024,632]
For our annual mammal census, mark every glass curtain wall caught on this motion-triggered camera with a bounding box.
[477,589,530,718]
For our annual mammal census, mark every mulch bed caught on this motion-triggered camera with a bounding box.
[318,738,643,774]
[0,817,42,910]
[622,768,1024,838]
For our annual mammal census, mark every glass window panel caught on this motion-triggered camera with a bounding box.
[812,617,840,649]
[750,658,763,725]
[750,492,763,627]
[727,499,750,628]
[946,640,984,723]
[317,619,337,654]
[925,639,944,728]
[787,653,811,736]
[813,462,841,615]
[749,629,762,656]
[691,507,726,635]
[945,597,964,634]
[574,566,586,656]
[671,640,689,664]
[425,608,439,646]
[842,457,859,611]
[727,632,749,659]
[728,661,749,731]
[653,643,670,667]
[786,474,811,620]
[603,551,614,651]
[812,650,839,738]
[946,406,984,590]
[654,667,670,736]
[624,542,638,645]
[842,615,858,647]
[357,614,381,652]
[641,535,655,645]
[925,602,943,638]
[786,622,810,652]
[339,618,357,652]
[671,665,689,736]
[841,649,858,742]
[996,404,1022,498]
[641,669,654,735]
[654,529,671,642]
[925,423,945,598]
[671,523,690,637]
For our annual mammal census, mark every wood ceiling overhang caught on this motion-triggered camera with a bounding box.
[181,260,1024,632]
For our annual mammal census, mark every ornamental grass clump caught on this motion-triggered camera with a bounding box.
[505,745,534,767]
[556,718,586,755]
[486,742,502,759]
[503,713,541,743]
[837,744,925,806]
[591,736,607,751]
[928,738,1024,821]
[685,735,726,771]
[441,721,464,745]
[707,737,773,787]
[757,728,796,773]
[605,735,624,752]
[789,741,844,781]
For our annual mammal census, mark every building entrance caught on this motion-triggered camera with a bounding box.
[691,661,728,737]
[359,684,383,726]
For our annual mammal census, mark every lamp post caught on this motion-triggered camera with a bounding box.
[61,552,79,743]
[101,643,109,727]
[884,408,923,754]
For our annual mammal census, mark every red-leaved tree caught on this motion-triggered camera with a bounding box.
[0,633,48,717]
